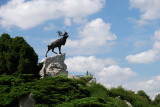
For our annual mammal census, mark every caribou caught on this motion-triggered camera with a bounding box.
[45,31,69,57]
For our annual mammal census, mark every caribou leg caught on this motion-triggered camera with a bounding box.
[45,48,50,57]
[58,46,62,54]
[52,48,57,54]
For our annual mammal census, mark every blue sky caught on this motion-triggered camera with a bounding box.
[0,0,160,98]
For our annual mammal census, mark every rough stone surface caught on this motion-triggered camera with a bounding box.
[124,100,132,107]
[19,93,35,107]
[74,76,80,80]
[89,78,96,83]
[116,96,132,107]
[40,53,68,78]
[68,74,74,79]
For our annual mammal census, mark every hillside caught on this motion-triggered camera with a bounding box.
[0,34,160,107]
[1,75,160,107]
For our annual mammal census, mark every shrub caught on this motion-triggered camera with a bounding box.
[57,73,68,78]
[56,97,108,107]
[83,75,93,82]
[83,71,94,82]
[108,86,149,107]
[56,97,129,107]
[87,83,109,100]
[0,76,90,106]
[30,77,90,106]
[0,74,29,107]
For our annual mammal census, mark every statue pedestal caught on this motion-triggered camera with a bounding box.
[40,53,68,78]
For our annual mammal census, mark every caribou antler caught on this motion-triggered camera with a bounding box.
[57,31,63,36]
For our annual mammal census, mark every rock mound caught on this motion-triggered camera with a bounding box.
[40,53,68,78]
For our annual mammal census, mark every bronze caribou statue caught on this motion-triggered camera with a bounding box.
[45,31,69,57]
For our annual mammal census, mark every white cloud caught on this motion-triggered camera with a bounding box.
[130,0,160,25]
[66,55,160,99]
[125,75,160,99]
[97,65,137,87]
[137,76,160,99]
[32,18,116,56]
[0,0,105,29]
[79,18,117,45]
[44,23,56,31]
[126,30,160,64]
[65,55,136,88]
[65,56,117,73]
[64,18,71,26]
[126,42,160,63]
[154,30,160,41]
[73,17,87,24]
[65,18,117,55]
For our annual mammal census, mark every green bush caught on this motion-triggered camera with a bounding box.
[0,74,24,85]
[1,75,159,107]
[87,83,128,107]
[82,71,94,82]
[57,73,68,78]
[0,76,90,106]
[35,104,49,107]
[75,77,87,86]
[108,86,149,107]
[87,83,109,100]
[56,97,129,107]
[29,77,90,106]
[0,74,29,107]
[83,75,93,82]
[56,97,108,107]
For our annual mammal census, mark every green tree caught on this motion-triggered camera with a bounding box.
[154,94,160,104]
[0,33,39,78]
[137,90,151,103]
[0,33,11,74]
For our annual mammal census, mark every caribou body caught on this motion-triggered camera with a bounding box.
[45,31,69,57]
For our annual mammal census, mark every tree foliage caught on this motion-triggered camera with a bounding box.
[154,94,160,104]
[107,86,150,107]
[137,90,151,103]
[0,76,90,107]
[0,33,39,78]
[0,74,28,107]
